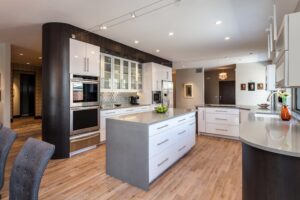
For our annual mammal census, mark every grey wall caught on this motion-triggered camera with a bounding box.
[175,68,204,109]
[205,67,236,104]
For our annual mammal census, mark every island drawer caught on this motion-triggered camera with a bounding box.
[206,123,239,137]
[206,113,239,125]
[206,108,239,115]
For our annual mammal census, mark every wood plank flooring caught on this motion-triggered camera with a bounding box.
[1,117,242,200]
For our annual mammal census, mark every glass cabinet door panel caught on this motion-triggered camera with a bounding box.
[103,56,112,89]
[114,58,121,89]
[130,62,137,90]
[138,63,143,90]
[122,60,129,89]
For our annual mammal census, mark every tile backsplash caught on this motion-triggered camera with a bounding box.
[100,92,137,105]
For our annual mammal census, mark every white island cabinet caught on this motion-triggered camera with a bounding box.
[106,109,196,190]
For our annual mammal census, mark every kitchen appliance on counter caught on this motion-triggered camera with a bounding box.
[152,91,162,104]
[130,95,140,105]
[70,74,100,107]
[162,80,174,108]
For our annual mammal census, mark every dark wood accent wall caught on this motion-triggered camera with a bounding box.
[242,143,300,200]
[42,22,172,159]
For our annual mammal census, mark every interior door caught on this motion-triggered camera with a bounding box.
[20,74,35,116]
[219,81,236,104]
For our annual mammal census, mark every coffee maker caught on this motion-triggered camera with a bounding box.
[130,96,140,105]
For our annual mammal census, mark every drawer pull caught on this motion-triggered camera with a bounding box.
[157,125,168,130]
[215,110,227,113]
[178,145,186,152]
[157,158,169,167]
[215,118,227,121]
[157,139,169,146]
[177,130,186,135]
[106,112,116,114]
[216,128,228,132]
[126,109,134,112]
[178,118,186,123]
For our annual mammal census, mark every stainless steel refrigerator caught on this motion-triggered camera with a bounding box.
[162,80,174,108]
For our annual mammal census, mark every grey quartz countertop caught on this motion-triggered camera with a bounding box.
[240,111,300,158]
[100,104,151,111]
[109,108,196,125]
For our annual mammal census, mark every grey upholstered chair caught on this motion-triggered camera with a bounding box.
[9,138,55,200]
[0,126,17,191]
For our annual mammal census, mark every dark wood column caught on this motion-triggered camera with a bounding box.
[42,23,71,159]
[242,143,300,200]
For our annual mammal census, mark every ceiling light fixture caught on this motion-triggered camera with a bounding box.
[134,40,139,44]
[168,32,174,36]
[216,20,223,25]
[26,62,30,65]
[224,36,231,41]
[156,49,160,53]
[89,0,182,32]
[219,72,228,80]
[19,53,23,56]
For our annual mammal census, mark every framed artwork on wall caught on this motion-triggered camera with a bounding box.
[184,83,193,98]
[248,82,255,91]
[241,83,246,91]
[257,83,264,90]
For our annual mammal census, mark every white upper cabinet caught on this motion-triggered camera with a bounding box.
[69,38,100,76]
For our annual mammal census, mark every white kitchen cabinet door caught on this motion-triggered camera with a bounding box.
[197,108,206,133]
[101,54,113,91]
[166,68,172,81]
[85,43,100,76]
[70,39,86,75]
[240,110,250,126]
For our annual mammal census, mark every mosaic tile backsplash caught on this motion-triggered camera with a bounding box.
[100,92,138,105]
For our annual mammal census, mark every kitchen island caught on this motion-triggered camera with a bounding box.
[106,108,196,190]
[240,111,300,200]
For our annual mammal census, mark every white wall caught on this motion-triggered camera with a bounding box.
[0,43,11,127]
[175,68,205,109]
[236,62,269,106]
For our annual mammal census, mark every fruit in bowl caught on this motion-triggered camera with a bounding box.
[155,105,168,113]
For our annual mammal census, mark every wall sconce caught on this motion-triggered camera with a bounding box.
[219,72,228,80]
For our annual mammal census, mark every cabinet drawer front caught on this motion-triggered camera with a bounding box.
[206,108,239,115]
[206,113,239,125]
[149,120,172,137]
[149,147,174,183]
[206,123,239,137]
[149,128,176,158]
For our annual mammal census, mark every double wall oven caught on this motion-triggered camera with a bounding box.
[70,74,100,155]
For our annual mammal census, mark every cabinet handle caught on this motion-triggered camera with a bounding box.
[177,130,186,135]
[239,111,241,124]
[216,128,228,132]
[87,58,89,72]
[178,145,186,152]
[178,118,186,123]
[215,118,227,121]
[84,57,87,72]
[157,158,169,167]
[106,112,116,114]
[203,111,205,120]
[157,124,168,130]
[215,110,227,113]
[157,139,169,146]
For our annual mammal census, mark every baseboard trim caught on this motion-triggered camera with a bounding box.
[13,115,21,118]
[34,116,42,119]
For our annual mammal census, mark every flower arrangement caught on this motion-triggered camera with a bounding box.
[277,91,290,105]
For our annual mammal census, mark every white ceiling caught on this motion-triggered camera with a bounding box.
[0,0,299,67]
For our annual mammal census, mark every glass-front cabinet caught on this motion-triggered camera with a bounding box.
[100,53,142,92]
[101,54,113,90]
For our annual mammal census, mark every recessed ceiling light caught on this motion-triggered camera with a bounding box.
[100,25,107,30]
[26,62,30,65]
[19,53,23,56]
[156,49,160,53]
[224,36,231,41]
[216,20,223,25]
[131,12,136,18]
[134,40,139,44]
[168,32,174,36]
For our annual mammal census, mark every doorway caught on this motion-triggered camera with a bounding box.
[219,81,236,104]
[20,74,35,116]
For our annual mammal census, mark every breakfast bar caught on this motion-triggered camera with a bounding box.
[106,108,196,190]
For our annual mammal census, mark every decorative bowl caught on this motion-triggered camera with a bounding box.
[114,104,122,107]
[257,104,270,109]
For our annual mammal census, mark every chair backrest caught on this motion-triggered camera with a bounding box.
[9,138,55,200]
[0,126,17,190]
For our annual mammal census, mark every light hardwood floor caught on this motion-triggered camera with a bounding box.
[1,117,242,200]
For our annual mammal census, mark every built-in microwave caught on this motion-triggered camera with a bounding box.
[70,106,100,136]
[70,74,100,107]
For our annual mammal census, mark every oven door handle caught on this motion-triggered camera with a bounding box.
[71,106,100,111]
[70,132,99,141]
[71,80,100,84]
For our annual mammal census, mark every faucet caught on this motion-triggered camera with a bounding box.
[267,91,278,111]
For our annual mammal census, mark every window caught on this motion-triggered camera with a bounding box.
[294,88,300,112]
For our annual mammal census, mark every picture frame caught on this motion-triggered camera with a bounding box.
[241,83,246,91]
[248,82,255,91]
[257,83,264,90]
[184,83,193,98]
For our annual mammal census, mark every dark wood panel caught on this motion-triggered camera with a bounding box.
[242,143,300,200]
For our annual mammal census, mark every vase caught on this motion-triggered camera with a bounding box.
[281,105,291,121]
